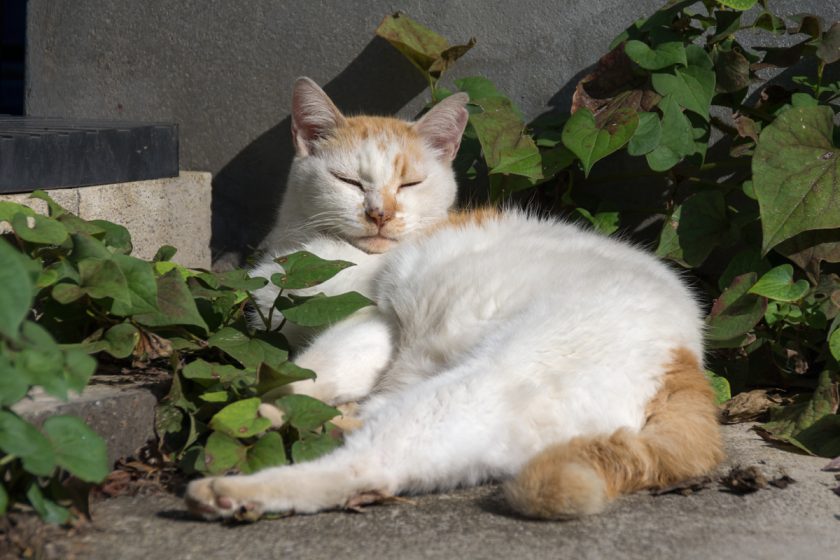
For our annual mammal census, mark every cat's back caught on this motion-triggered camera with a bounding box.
[377,210,703,356]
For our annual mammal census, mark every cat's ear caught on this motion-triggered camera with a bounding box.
[291,77,347,157]
[413,93,470,161]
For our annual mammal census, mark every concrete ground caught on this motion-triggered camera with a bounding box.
[60,423,839,560]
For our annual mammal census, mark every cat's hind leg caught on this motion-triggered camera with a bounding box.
[504,347,723,518]
[187,358,537,520]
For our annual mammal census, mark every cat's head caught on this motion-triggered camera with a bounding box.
[285,77,469,254]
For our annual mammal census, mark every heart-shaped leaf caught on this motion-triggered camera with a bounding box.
[645,95,696,171]
[625,40,687,70]
[272,252,355,290]
[562,107,639,176]
[652,64,716,120]
[627,112,662,156]
[280,292,374,328]
[753,106,840,253]
[748,265,810,302]
[242,432,287,474]
[275,394,340,433]
[42,415,108,482]
[706,273,766,344]
[0,411,55,476]
[0,239,34,340]
[203,432,247,475]
[209,398,271,439]
[207,327,288,369]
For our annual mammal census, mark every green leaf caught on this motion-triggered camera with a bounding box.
[0,484,7,515]
[203,432,247,475]
[78,258,132,307]
[209,398,271,439]
[100,323,140,358]
[109,254,159,315]
[575,208,620,235]
[488,145,544,180]
[0,238,34,340]
[652,63,715,121]
[0,200,36,222]
[753,106,840,253]
[705,371,732,405]
[624,40,686,70]
[291,432,342,463]
[62,349,96,394]
[627,112,662,156]
[816,22,840,64]
[0,355,30,406]
[207,327,288,369]
[69,232,111,260]
[715,0,757,11]
[655,190,728,267]
[42,415,108,482]
[829,318,840,361]
[257,361,317,394]
[454,76,507,102]
[213,269,268,291]
[153,245,177,262]
[706,272,766,342]
[10,213,69,245]
[133,270,208,331]
[468,95,537,197]
[275,394,340,433]
[281,292,375,328]
[182,359,252,384]
[713,47,750,94]
[0,411,56,476]
[26,483,70,525]
[242,432,287,474]
[271,252,355,290]
[748,265,810,302]
[562,107,639,176]
[761,371,839,456]
[645,96,696,171]
[88,219,132,253]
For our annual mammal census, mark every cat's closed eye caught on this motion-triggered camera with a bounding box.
[330,172,363,190]
[400,180,424,189]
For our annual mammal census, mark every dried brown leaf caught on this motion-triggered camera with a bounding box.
[571,43,659,127]
[720,465,767,494]
[720,389,789,424]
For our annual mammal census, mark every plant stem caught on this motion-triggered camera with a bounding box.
[0,454,18,468]
[247,291,270,329]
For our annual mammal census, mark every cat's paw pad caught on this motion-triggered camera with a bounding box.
[185,477,264,521]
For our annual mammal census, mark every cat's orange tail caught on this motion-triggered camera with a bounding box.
[504,347,723,519]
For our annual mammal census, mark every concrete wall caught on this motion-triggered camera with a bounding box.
[25,0,839,267]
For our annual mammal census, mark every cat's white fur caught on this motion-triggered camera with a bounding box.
[186,78,720,520]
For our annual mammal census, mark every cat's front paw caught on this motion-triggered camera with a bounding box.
[185,477,265,521]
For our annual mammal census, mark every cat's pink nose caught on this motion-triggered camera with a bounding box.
[366,207,394,228]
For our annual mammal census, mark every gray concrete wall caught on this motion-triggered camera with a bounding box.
[25,1,839,267]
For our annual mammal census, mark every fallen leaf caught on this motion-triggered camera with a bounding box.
[720,465,767,494]
[720,389,788,424]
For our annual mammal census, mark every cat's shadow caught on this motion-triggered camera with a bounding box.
[211,36,427,269]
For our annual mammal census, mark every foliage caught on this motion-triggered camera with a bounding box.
[379,1,840,456]
[0,193,370,522]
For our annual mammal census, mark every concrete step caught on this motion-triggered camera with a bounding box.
[0,171,212,268]
[13,373,169,467]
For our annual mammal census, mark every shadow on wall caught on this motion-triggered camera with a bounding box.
[210,36,427,270]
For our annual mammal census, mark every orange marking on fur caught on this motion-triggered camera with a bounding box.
[504,347,723,519]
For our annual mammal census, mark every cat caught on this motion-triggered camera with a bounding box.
[186,77,723,521]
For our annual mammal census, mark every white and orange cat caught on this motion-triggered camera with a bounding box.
[186,77,722,520]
